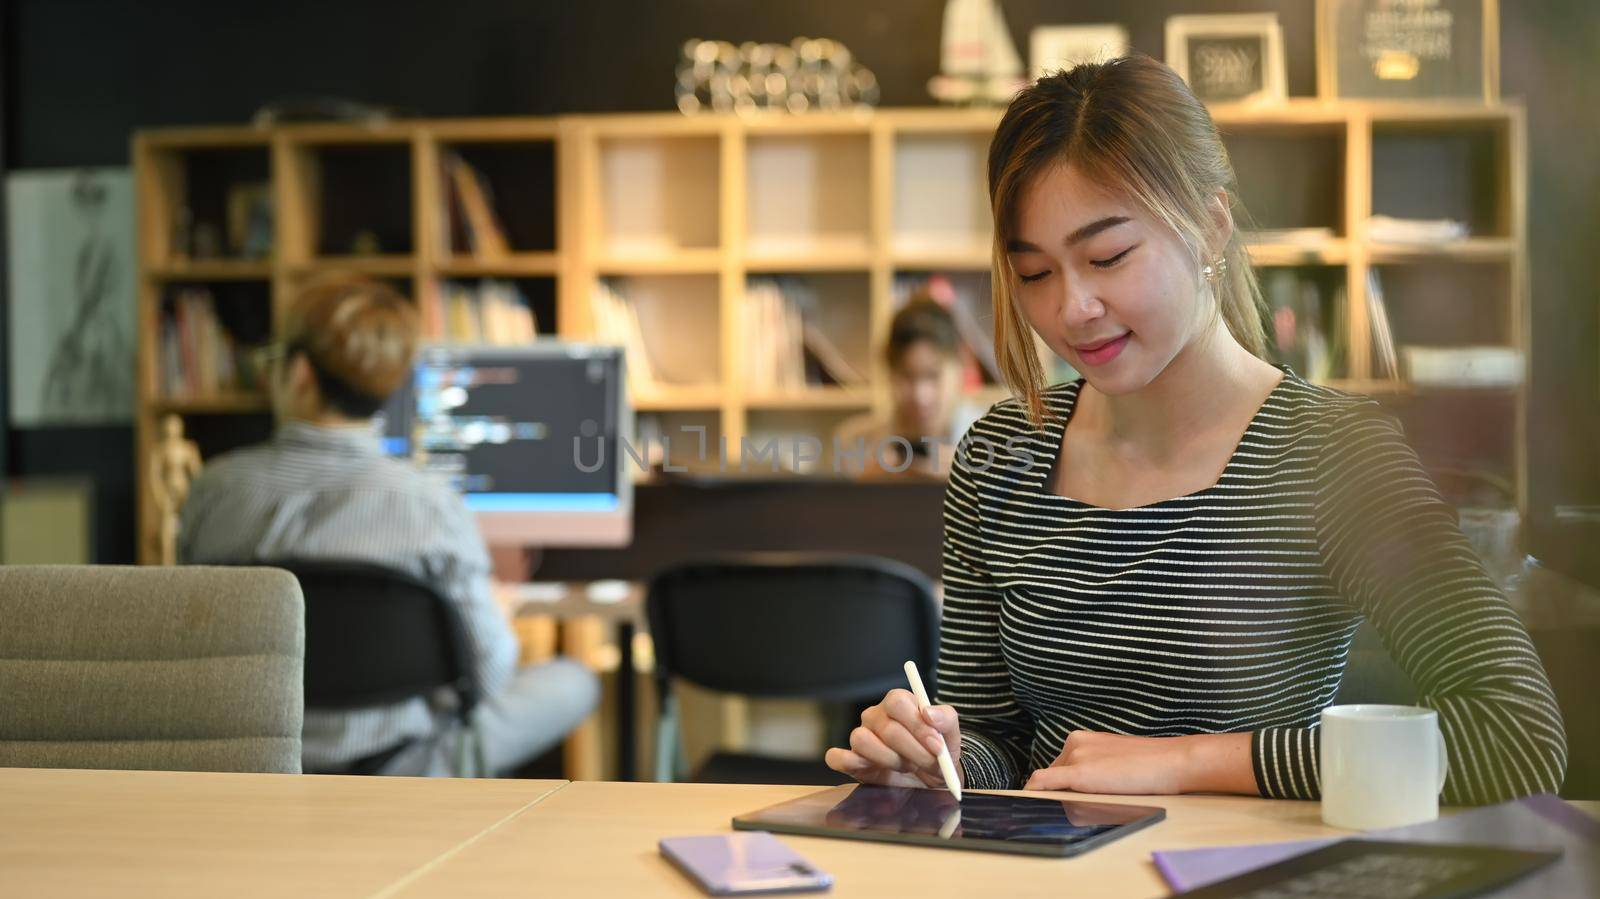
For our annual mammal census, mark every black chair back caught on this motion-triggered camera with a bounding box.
[1334,621,1418,707]
[646,553,939,701]
[265,559,478,717]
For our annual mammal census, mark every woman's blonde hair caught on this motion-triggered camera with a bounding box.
[988,54,1267,425]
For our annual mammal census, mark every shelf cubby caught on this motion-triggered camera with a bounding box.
[745,133,871,259]
[153,281,273,401]
[596,134,720,259]
[137,138,273,267]
[1371,119,1510,239]
[434,139,558,260]
[741,272,873,391]
[891,131,991,258]
[601,274,722,388]
[281,137,415,263]
[1373,261,1513,349]
[1221,123,1347,237]
[1256,265,1349,382]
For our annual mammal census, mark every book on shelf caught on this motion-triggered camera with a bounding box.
[591,279,660,394]
[1259,268,1333,381]
[1365,269,1400,380]
[743,278,868,392]
[742,279,805,392]
[802,322,866,386]
[440,151,511,259]
[1402,346,1524,387]
[160,288,250,400]
[423,280,539,345]
[1367,215,1468,244]
[893,272,1000,390]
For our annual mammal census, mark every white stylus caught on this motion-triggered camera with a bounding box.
[904,660,963,802]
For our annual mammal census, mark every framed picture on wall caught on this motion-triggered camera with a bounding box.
[1317,0,1498,101]
[1165,14,1288,105]
[1029,24,1130,81]
[5,169,136,427]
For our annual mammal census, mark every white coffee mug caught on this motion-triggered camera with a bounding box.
[1320,704,1449,830]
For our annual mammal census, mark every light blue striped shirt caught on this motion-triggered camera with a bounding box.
[178,420,518,772]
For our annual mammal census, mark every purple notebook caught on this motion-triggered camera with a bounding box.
[1152,794,1599,896]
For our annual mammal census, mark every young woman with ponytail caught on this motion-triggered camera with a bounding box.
[825,55,1565,803]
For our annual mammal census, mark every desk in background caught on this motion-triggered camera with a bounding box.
[531,478,949,582]
[507,580,645,781]
[505,478,948,781]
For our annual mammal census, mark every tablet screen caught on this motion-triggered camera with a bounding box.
[733,784,1165,857]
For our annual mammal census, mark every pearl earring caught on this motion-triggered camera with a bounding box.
[1201,256,1228,283]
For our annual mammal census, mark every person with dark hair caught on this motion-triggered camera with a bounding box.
[826,56,1564,804]
[834,297,977,479]
[179,275,597,776]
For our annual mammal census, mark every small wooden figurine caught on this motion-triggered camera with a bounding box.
[150,414,202,565]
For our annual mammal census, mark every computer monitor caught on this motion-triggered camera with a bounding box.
[378,342,632,547]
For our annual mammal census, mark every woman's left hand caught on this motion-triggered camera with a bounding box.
[1023,731,1255,795]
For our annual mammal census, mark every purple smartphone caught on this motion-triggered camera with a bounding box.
[659,832,833,895]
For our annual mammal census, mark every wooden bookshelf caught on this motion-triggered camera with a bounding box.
[1246,240,1352,267]
[133,102,1531,562]
[593,250,723,275]
[435,253,562,278]
[745,388,875,410]
[149,260,275,281]
[1366,237,1516,263]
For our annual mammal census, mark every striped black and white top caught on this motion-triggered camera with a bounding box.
[179,421,518,773]
[938,368,1566,803]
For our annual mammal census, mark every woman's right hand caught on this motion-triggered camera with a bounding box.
[824,689,964,789]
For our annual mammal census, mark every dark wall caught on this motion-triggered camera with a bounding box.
[1500,2,1600,581]
[10,0,1321,167]
[3,0,1596,572]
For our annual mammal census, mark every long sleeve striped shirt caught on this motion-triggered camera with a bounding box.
[938,368,1566,803]
[178,420,518,773]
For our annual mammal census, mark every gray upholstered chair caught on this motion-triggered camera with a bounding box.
[0,565,305,773]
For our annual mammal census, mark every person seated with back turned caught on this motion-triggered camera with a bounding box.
[179,275,598,776]
[834,298,981,479]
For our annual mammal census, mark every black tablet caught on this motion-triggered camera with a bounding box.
[732,784,1165,858]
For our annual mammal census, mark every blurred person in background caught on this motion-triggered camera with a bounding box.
[180,274,597,776]
[836,296,981,479]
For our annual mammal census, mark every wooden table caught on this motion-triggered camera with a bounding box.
[388,781,1365,898]
[0,767,565,898]
[6,769,1593,898]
